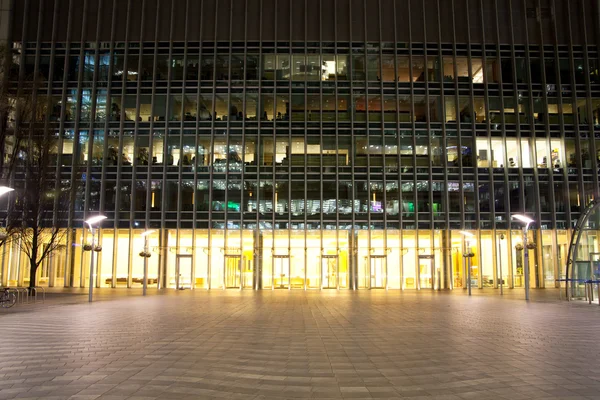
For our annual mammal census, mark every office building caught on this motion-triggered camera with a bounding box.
[1,0,599,291]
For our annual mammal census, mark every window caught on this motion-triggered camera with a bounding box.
[535,139,550,168]
[185,56,199,80]
[565,138,576,167]
[445,97,457,122]
[229,93,244,121]
[530,58,542,84]
[182,95,198,121]
[170,56,184,80]
[83,51,95,81]
[336,55,349,80]
[125,55,139,82]
[576,99,588,125]
[352,55,365,80]
[520,139,532,168]
[472,97,486,123]
[590,59,600,84]
[231,55,244,80]
[471,58,484,83]
[397,56,410,82]
[411,56,425,82]
[262,55,290,80]
[476,138,491,167]
[215,55,229,80]
[200,56,214,80]
[485,59,500,83]
[198,94,212,121]
[140,56,153,81]
[574,59,586,85]
[381,55,395,81]
[505,138,519,168]
[515,58,527,83]
[306,55,321,81]
[545,59,557,84]
[67,55,80,81]
[454,57,470,82]
[246,55,258,80]
[213,93,228,120]
[245,91,258,120]
[367,55,380,81]
[490,138,504,168]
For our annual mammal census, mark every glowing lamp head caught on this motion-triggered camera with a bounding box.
[84,215,107,227]
[0,186,14,197]
[512,214,534,224]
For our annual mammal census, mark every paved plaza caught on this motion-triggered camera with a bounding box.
[1,290,600,399]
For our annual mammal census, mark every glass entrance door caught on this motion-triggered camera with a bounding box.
[419,256,434,289]
[322,255,338,289]
[176,255,193,289]
[273,256,290,289]
[370,256,387,289]
[224,255,241,288]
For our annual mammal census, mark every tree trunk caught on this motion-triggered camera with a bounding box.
[29,236,38,292]
[29,258,37,292]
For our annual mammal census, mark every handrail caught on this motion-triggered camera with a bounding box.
[585,280,600,305]
[566,200,600,299]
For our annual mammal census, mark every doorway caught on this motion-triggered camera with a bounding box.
[418,255,434,289]
[321,255,338,289]
[272,255,290,289]
[224,255,241,289]
[175,255,193,289]
[369,255,387,289]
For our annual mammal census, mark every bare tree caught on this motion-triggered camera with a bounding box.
[0,42,65,289]
[1,134,68,289]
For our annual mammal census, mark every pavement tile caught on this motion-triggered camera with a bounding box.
[1,289,599,399]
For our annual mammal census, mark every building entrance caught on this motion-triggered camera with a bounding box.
[369,255,387,289]
[175,255,193,289]
[272,255,290,289]
[418,255,435,289]
[321,255,338,289]
[224,255,241,289]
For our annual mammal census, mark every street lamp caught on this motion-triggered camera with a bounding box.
[0,186,14,196]
[139,230,156,296]
[84,215,106,302]
[0,186,14,240]
[498,233,505,295]
[512,214,535,301]
[460,231,475,296]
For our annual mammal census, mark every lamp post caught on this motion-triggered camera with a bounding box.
[84,215,106,302]
[139,230,155,296]
[498,233,505,295]
[460,231,475,296]
[512,214,535,301]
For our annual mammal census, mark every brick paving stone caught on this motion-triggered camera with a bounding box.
[1,289,600,399]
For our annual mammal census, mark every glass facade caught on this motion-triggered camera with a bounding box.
[2,0,599,291]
